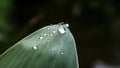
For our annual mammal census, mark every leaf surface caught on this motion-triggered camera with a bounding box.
[0,23,79,68]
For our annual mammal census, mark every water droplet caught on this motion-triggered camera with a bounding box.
[58,26,66,34]
[47,27,50,32]
[65,23,69,27]
[33,46,37,50]
[52,31,56,34]
[44,34,47,36]
[47,27,50,30]
[50,34,53,37]
[39,36,43,40]
[60,22,64,25]
[51,51,55,55]
[47,39,50,42]
[61,52,64,55]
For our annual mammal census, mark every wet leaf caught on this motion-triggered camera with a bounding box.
[0,23,79,68]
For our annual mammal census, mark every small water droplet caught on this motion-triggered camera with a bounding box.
[60,22,64,25]
[47,27,50,30]
[65,23,69,27]
[61,52,64,55]
[44,34,47,36]
[50,34,53,37]
[47,39,50,42]
[33,46,37,50]
[58,26,66,34]
[51,51,55,55]
[47,27,50,32]
[52,31,56,34]
[39,36,43,40]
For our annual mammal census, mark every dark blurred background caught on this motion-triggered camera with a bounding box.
[0,0,120,68]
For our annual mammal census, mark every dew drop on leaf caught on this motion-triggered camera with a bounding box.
[47,27,50,30]
[51,51,55,55]
[44,34,47,36]
[47,39,50,42]
[50,34,53,37]
[52,31,56,34]
[47,27,50,32]
[32,46,37,50]
[65,23,69,27]
[58,26,66,34]
[61,52,64,55]
[39,36,43,40]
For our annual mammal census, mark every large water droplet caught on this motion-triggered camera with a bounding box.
[58,26,66,34]
[61,52,64,55]
[33,46,37,50]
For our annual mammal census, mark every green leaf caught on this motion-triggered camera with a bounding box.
[0,23,79,68]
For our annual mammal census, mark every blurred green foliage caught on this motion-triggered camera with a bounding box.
[0,0,13,41]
